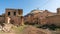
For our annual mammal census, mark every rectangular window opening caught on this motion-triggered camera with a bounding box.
[8,12,10,16]
[14,12,16,16]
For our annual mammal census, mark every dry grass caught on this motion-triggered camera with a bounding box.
[0,25,28,34]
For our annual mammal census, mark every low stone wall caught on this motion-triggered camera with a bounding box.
[0,17,5,24]
[46,15,60,26]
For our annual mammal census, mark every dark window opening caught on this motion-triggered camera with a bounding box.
[14,12,16,16]
[18,10,22,15]
[18,11,21,15]
[8,12,10,16]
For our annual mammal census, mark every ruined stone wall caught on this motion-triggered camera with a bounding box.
[0,17,5,23]
[5,8,23,26]
[46,15,60,26]
[10,16,23,26]
[57,8,60,14]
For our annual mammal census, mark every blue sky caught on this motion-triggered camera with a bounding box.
[0,0,60,16]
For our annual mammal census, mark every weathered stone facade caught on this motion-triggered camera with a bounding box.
[46,15,60,26]
[0,8,23,26]
[45,8,60,26]
[0,16,5,23]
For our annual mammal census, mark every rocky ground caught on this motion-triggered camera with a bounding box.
[21,26,51,34]
[0,24,60,34]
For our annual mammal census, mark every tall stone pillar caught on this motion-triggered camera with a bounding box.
[7,17,10,24]
[57,8,60,14]
[21,16,24,26]
[5,17,10,24]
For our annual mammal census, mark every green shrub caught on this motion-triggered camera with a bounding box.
[49,24,56,30]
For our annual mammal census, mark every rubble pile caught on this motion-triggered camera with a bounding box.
[0,23,13,32]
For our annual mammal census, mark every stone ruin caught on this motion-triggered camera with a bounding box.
[0,8,24,32]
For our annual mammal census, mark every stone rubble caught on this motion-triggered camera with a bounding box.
[2,23,13,32]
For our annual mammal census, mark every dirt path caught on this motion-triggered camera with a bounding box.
[21,26,52,34]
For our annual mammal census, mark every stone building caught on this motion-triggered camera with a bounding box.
[0,8,23,26]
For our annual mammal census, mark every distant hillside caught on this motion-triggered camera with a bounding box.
[24,9,56,25]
